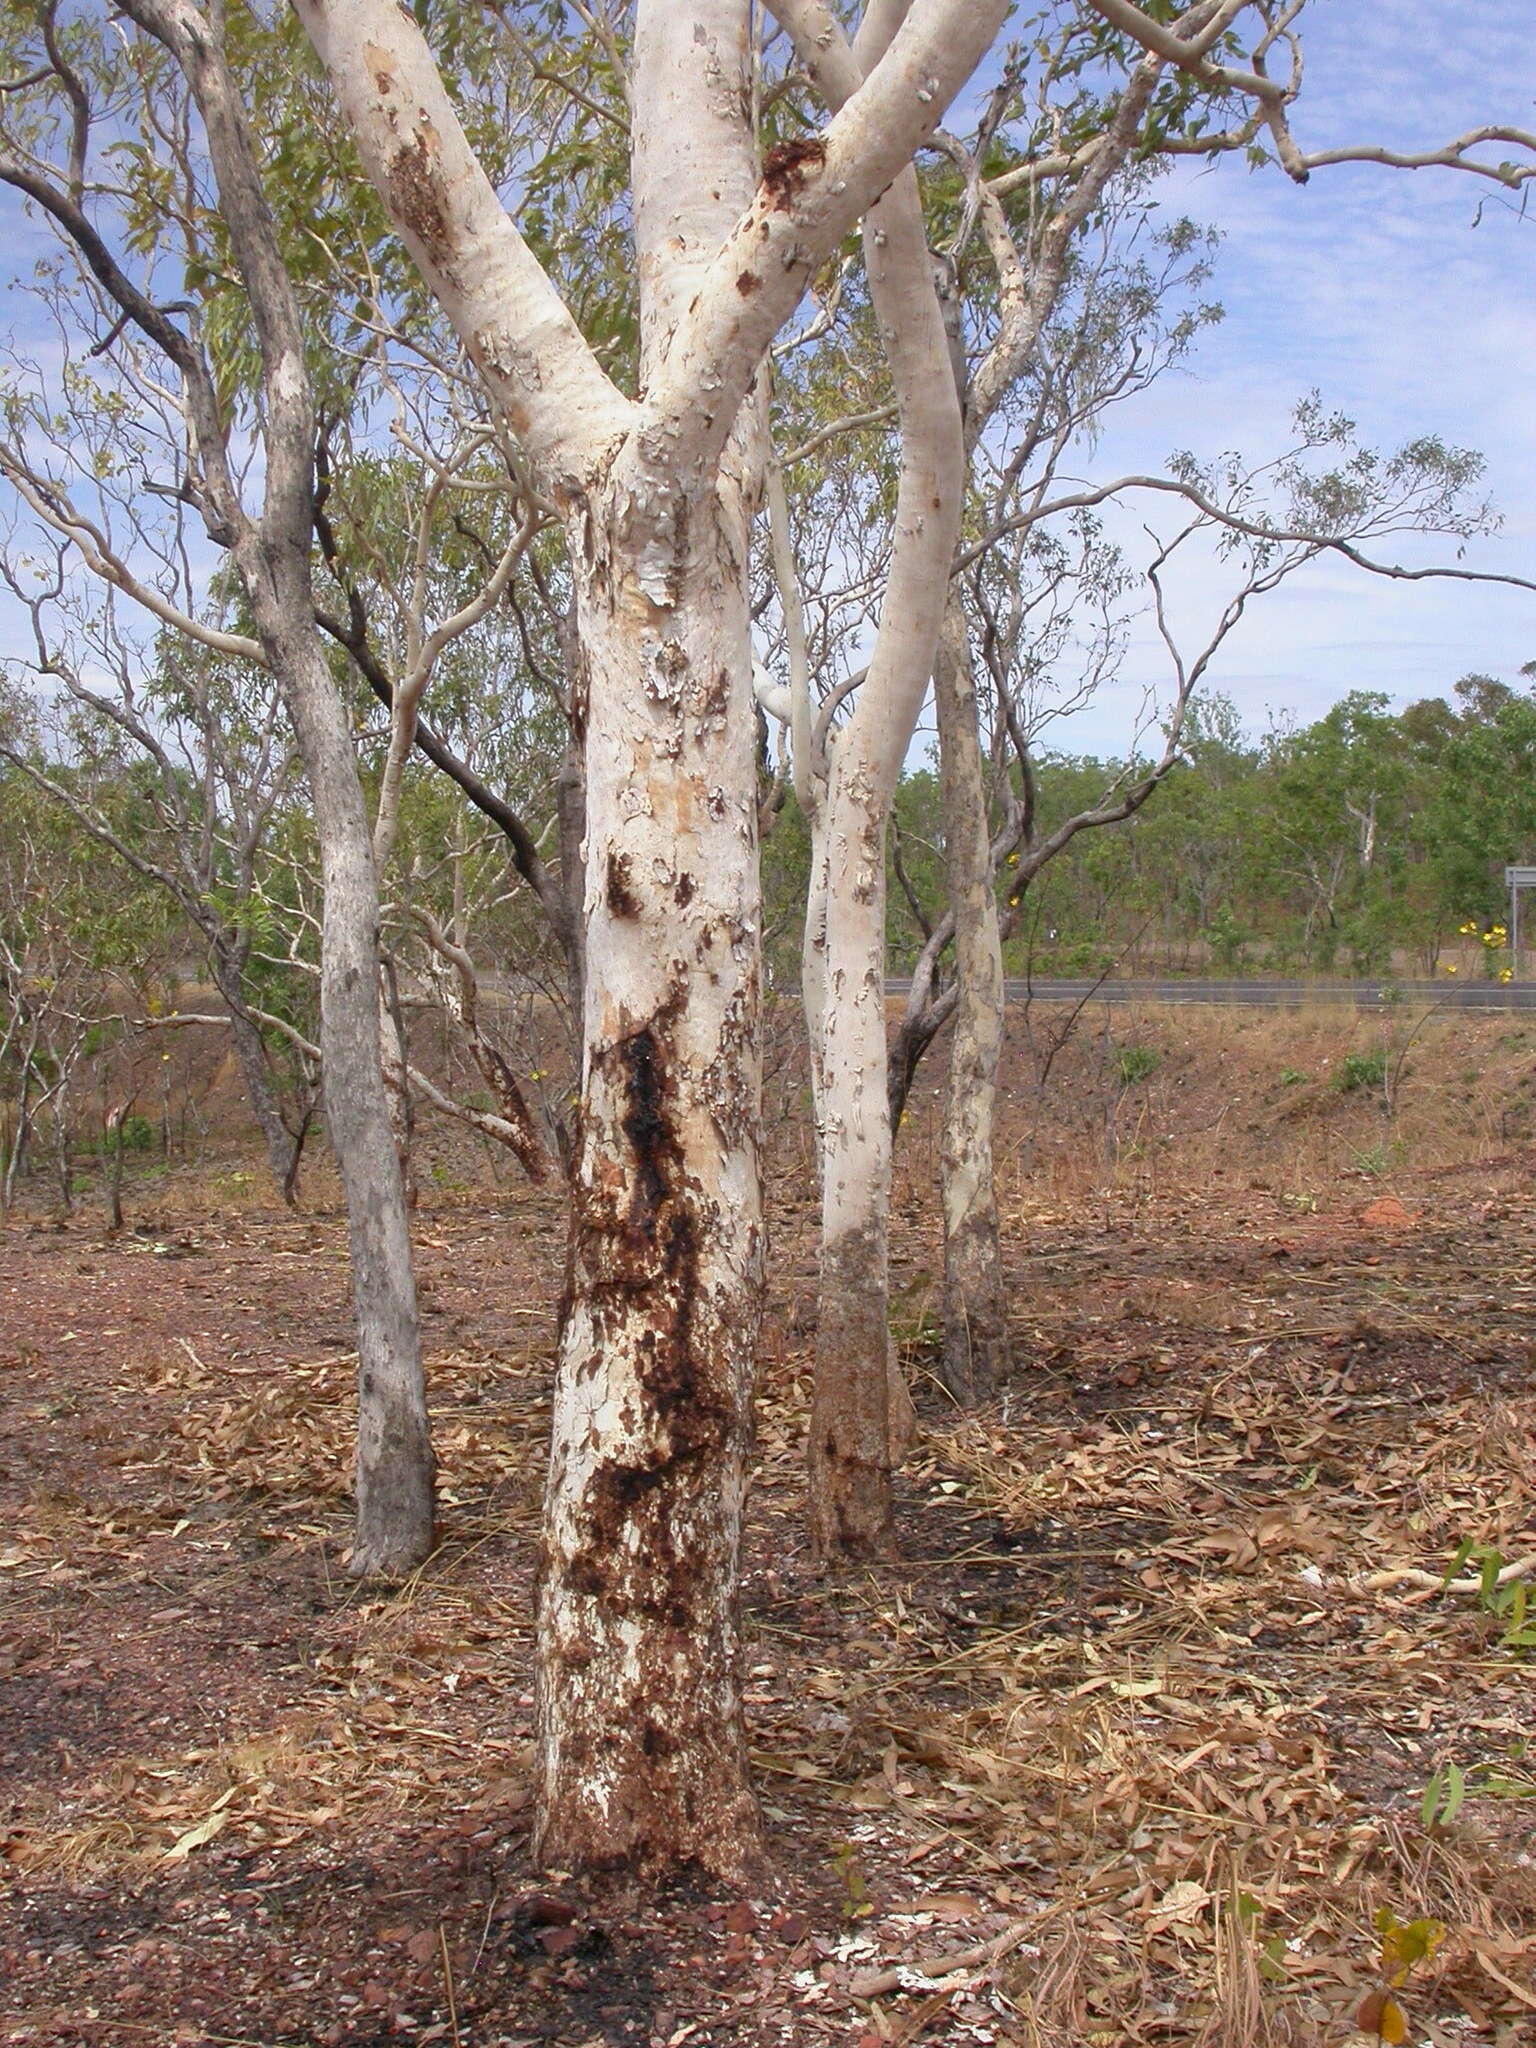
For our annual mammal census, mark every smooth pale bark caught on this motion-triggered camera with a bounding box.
[933,601,1008,1403]
[890,60,1162,1397]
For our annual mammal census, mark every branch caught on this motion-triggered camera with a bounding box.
[641,0,1006,489]
[0,450,263,663]
[771,0,969,802]
[1083,0,1289,107]
[964,53,1163,442]
[1298,128,1536,189]
[290,0,632,494]
[764,455,819,813]
[780,403,897,468]
[958,472,1536,594]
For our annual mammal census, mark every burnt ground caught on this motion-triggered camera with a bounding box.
[2,1004,1535,2047]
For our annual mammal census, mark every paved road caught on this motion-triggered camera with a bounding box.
[884,977,1536,1012]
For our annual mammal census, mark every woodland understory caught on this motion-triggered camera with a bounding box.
[3,1004,1534,2048]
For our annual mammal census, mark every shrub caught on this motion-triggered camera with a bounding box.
[101,1114,155,1155]
[1113,1045,1160,1086]
[1336,1049,1387,1093]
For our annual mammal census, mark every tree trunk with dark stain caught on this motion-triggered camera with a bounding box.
[533,492,764,1881]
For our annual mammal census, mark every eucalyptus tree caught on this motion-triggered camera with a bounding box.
[293,0,1007,1873]
[0,754,169,1211]
[900,402,1517,1391]
[0,0,434,1576]
[905,0,1536,1413]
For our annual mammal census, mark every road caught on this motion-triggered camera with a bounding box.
[882,977,1536,1012]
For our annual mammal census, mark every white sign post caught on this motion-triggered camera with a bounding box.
[1505,867,1536,980]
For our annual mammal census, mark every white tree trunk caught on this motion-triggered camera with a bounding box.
[802,168,963,1555]
[295,0,1006,1866]
[534,486,765,1878]
[805,764,902,1554]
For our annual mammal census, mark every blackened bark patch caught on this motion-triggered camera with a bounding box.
[674,873,695,908]
[762,137,827,210]
[572,1005,723,1586]
[605,849,641,921]
[604,1461,667,1509]
[619,1023,677,1221]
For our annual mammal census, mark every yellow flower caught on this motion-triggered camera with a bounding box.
[1500,967,1514,985]
[1445,964,1458,975]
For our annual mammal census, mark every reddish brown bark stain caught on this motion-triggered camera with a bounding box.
[735,270,761,295]
[761,137,826,210]
[567,1003,727,1613]
[693,665,732,729]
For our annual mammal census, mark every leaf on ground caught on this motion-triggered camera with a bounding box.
[1356,1988,1409,2042]
[161,1807,228,1863]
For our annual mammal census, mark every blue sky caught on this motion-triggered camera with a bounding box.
[2,3,1531,763]
[1040,0,1536,755]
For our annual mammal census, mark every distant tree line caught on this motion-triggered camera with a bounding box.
[868,669,1536,983]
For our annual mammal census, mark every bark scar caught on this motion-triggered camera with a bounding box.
[761,137,826,211]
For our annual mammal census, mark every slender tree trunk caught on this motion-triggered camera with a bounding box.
[211,952,302,1201]
[533,490,764,1879]
[52,1085,72,1212]
[272,618,435,1578]
[933,601,1009,1402]
[797,160,963,1558]
[4,1057,33,1209]
[117,0,436,1579]
[377,967,418,1209]
[805,780,897,1555]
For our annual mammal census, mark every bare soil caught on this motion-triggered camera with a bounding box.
[2,1003,1534,2046]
